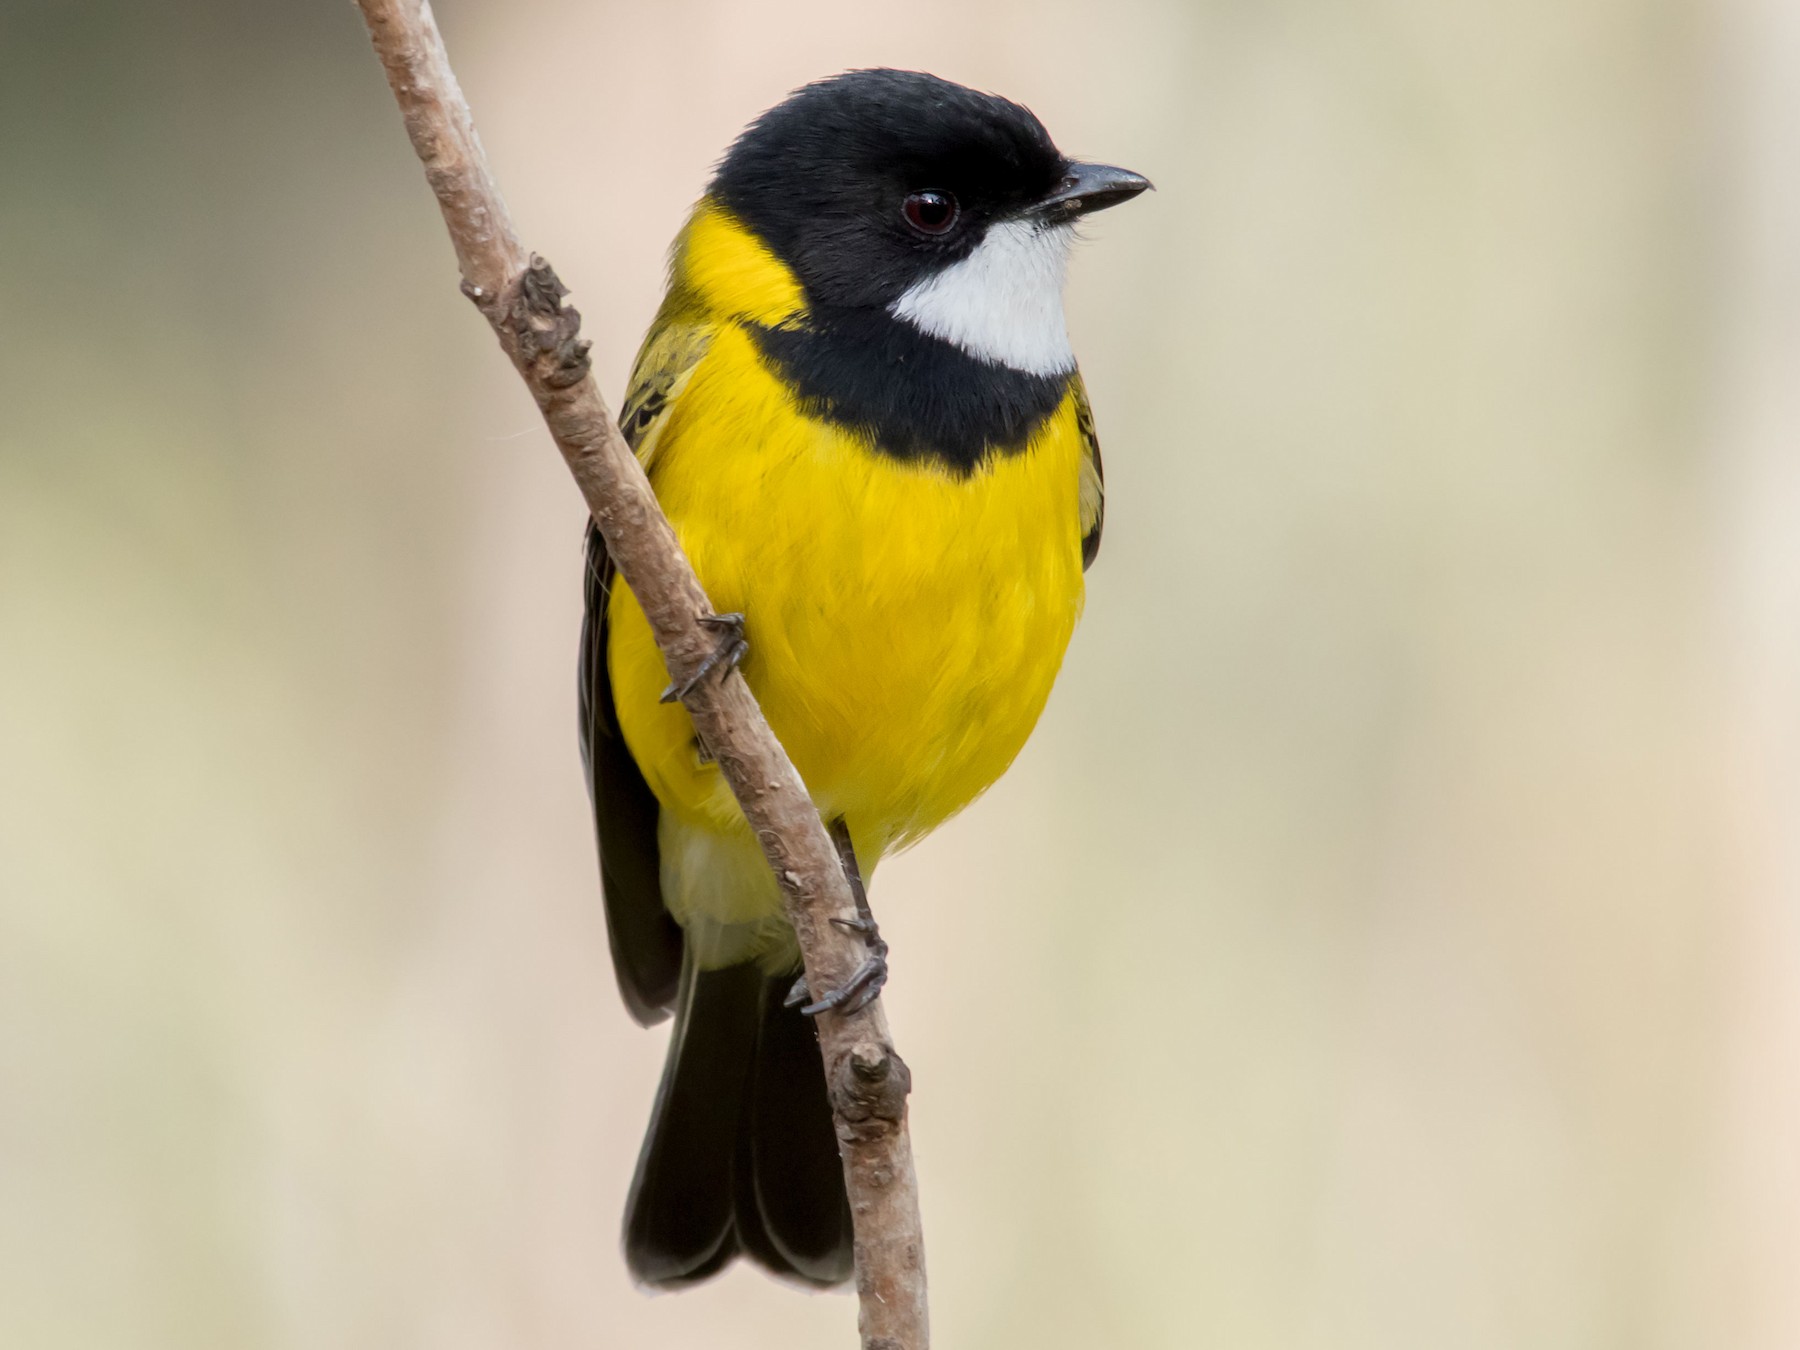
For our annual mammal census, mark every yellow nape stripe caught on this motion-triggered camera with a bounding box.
[677,200,807,326]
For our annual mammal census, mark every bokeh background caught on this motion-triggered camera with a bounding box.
[4,0,1799,1346]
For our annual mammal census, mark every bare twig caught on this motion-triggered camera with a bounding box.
[352,2,927,1344]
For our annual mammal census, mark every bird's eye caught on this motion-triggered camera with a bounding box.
[902,190,959,236]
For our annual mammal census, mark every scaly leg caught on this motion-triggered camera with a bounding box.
[784,819,889,1017]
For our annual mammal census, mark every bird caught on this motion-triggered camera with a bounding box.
[578,67,1148,1289]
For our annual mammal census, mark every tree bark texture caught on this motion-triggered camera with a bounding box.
[352,3,928,1344]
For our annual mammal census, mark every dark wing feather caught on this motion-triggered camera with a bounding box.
[1072,373,1105,571]
[579,313,713,1026]
[579,523,680,1024]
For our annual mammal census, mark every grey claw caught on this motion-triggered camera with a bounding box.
[660,612,748,704]
[795,816,890,1017]
[799,944,889,1018]
[783,975,811,1009]
[839,963,888,1016]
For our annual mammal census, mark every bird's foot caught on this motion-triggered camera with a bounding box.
[784,817,889,1016]
[783,919,889,1017]
[660,612,748,704]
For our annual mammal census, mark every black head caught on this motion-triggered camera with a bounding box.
[711,69,1146,312]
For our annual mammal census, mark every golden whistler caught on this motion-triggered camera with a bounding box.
[579,69,1148,1288]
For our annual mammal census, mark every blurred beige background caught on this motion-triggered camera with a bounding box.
[3,0,1798,1346]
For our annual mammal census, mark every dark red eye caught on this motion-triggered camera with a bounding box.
[902,190,959,235]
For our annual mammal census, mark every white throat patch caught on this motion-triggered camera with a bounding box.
[889,219,1076,376]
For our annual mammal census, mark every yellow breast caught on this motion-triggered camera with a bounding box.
[606,321,1086,862]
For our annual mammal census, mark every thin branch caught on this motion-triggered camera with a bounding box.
[352,3,927,1344]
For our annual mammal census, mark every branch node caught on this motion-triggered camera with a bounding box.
[851,1041,892,1083]
[836,1041,911,1133]
[508,254,593,387]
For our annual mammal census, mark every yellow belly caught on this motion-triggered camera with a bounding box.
[607,324,1085,950]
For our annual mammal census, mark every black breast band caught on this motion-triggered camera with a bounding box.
[749,307,1069,475]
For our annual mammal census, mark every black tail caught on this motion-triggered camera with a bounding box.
[624,959,855,1288]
